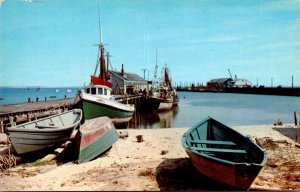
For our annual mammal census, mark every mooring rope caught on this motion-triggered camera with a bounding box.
[0,154,17,170]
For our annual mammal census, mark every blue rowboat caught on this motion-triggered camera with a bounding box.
[182,116,268,190]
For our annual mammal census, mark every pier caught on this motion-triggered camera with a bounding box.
[177,86,300,97]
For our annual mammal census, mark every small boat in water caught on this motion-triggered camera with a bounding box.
[182,116,268,189]
[75,116,119,163]
[6,109,83,155]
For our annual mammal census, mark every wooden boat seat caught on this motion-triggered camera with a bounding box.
[36,125,58,129]
[190,146,247,154]
[191,140,236,146]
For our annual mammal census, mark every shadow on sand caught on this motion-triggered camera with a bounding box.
[156,158,235,191]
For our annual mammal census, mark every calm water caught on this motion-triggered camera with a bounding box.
[0,87,79,105]
[1,88,299,128]
[126,91,300,128]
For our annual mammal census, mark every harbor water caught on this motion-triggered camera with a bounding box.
[1,88,299,128]
[0,87,79,105]
[127,91,300,128]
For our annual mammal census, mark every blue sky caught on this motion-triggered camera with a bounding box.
[1,0,300,87]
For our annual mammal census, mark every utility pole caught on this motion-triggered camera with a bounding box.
[292,75,294,88]
[141,69,147,79]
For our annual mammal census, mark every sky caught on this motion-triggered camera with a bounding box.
[1,0,300,87]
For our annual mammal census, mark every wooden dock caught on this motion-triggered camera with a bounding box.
[0,93,153,133]
[0,98,78,133]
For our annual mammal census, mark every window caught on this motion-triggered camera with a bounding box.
[98,88,103,95]
[91,88,97,95]
[104,88,107,95]
[85,88,90,94]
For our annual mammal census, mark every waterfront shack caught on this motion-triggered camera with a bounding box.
[206,78,233,90]
[109,64,151,95]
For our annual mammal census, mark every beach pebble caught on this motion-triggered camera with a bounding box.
[161,150,169,155]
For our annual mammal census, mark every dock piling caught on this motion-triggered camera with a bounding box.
[294,112,297,126]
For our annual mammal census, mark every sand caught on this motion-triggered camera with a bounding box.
[1,124,300,191]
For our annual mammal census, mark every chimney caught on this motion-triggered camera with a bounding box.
[121,64,124,76]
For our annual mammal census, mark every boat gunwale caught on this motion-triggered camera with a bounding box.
[6,109,82,133]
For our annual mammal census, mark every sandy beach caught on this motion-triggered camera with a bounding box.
[1,124,300,191]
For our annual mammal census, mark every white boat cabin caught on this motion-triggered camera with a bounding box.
[82,85,112,99]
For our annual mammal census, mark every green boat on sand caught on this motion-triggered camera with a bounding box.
[75,116,119,163]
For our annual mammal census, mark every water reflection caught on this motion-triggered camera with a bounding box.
[124,106,179,129]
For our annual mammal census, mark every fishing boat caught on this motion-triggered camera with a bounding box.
[152,63,178,110]
[6,109,83,155]
[75,116,119,163]
[181,116,268,189]
[80,26,135,125]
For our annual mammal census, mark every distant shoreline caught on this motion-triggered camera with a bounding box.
[0,86,82,89]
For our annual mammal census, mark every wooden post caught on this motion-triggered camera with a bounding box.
[0,119,3,133]
[294,112,297,126]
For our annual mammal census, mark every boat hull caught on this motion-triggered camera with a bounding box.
[82,99,134,125]
[157,98,173,111]
[7,109,82,154]
[75,116,119,163]
[185,150,263,189]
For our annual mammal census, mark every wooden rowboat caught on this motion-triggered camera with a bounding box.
[182,116,268,189]
[7,109,82,155]
[75,116,119,163]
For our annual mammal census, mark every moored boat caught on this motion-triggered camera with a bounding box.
[152,63,179,110]
[75,116,119,163]
[80,51,135,124]
[80,23,135,125]
[181,116,268,189]
[6,109,83,155]
[81,84,135,125]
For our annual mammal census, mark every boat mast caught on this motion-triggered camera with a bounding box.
[96,0,106,81]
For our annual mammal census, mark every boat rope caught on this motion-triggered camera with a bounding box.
[0,154,17,170]
[113,143,123,167]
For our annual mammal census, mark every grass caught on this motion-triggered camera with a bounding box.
[138,168,156,180]
[21,159,57,167]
